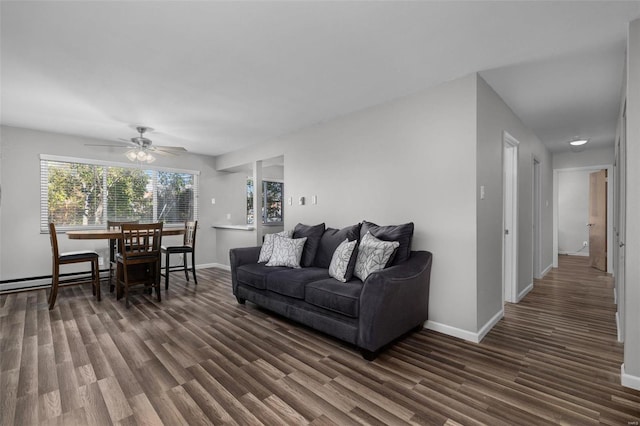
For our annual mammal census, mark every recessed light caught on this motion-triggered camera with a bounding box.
[569,139,588,146]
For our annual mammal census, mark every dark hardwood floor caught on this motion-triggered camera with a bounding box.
[1,255,639,425]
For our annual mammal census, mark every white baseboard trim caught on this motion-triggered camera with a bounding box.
[517,282,534,302]
[541,263,553,277]
[477,309,504,342]
[426,309,503,344]
[425,321,480,343]
[558,251,588,257]
[621,364,640,391]
[211,263,231,271]
[616,311,623,342]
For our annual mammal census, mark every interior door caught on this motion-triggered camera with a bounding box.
[589,169,607,271]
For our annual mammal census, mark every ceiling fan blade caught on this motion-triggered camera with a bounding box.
[156,146,187,152]
[85,142,132,148]
[151,149,179,157]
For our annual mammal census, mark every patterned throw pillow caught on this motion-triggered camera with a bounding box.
[354,232,399,281]
[328,239,358,282]
[258,230,293,263]
[266,235,308,268]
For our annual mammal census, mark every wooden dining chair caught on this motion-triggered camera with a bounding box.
[107,220,139,292]
[48,223,101,310]
[116,222,163,308]
[161,221,198,290]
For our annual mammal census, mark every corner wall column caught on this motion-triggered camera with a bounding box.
[253,160,263,245]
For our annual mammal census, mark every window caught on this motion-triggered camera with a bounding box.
[247,179,283,225]
[41,155,199,231]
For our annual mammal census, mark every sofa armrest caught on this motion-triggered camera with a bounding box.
[229,246,261,292]
[357,250,432,352]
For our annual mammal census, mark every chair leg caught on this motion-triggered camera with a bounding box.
[191,251,197,285]
[49,264,59,310]
[109,264,115,293]
[91,261,96,296]
[156,262,162,302]
[122,264,130,308]
[165,251,170,290]
[93,259,101,302]
[183,253,189,282]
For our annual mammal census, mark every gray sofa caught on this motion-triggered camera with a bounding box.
[229,222,432,360]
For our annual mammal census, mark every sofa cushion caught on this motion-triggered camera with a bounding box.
[314,223,361,268]
[328,239,358,282]
[266,267,330,299]
[237,263,288,290]
[361,220,414,266]
[258,230,293,263]
[305,278,364,318]
[293,223,326,267]
[266,235,307,268]
[354,232,400,281]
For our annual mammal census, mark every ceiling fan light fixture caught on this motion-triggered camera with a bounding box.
[126,150,138,161]
[569,139,588,146]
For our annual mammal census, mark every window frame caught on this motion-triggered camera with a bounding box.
[40,154,199,232]
[246,178,284,226]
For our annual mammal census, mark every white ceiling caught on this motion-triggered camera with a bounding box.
[2,1,639,156]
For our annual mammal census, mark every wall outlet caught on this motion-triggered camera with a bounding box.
[98,256,104,266]
[583,241,588,247]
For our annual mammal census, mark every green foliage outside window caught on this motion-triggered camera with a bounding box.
[247,179,283,224]
[42,158,198,231]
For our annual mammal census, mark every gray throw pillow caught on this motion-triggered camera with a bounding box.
[314,223,361,268]
[360,220,414,266]
[266,235,307,268]
[354,232,399,281]
[258,230,293,263]
[328,239,358,282]
[293,223,326,267]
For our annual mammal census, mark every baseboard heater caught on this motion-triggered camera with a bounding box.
[0,268,110,294]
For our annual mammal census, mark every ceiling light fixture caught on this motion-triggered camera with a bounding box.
[126,149,155,163]
[569,139,588,146]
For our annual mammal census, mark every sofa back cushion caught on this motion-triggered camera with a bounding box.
[360,221,414,266]
[293,223,326,267]
[314,223,361,268]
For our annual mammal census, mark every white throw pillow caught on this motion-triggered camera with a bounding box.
[329,239,358,282]
[266,235,307,268]
[354,231,399,281]
[258,230,293,263]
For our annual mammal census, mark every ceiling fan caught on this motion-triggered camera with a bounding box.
[87,126,187,163]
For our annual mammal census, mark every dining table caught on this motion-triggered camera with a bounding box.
[66,227,185,240]
[67,226,186,297]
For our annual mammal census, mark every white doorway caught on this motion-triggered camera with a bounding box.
[503,132,519,304]
[533,157,542,279]
[614,103,626,342]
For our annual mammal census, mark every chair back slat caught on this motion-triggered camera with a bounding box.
[121,223,163,260]
[183,221,198,247]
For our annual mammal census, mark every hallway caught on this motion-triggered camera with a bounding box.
[482,254,639,423]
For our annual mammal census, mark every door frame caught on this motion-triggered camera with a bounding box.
[503,132,519,304]
[532,156,542,279]
[552,164,613,272]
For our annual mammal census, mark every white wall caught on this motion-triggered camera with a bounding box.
[622,18,640,388]
[217,74,481,335]
[0,126,221,287]
[557,170,591,255]
[553,147,614,169]
[476,75,553,328]
[211,165,285,266]
[216,73,552,340]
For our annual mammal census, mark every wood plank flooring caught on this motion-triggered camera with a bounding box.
[1,255,639,425]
